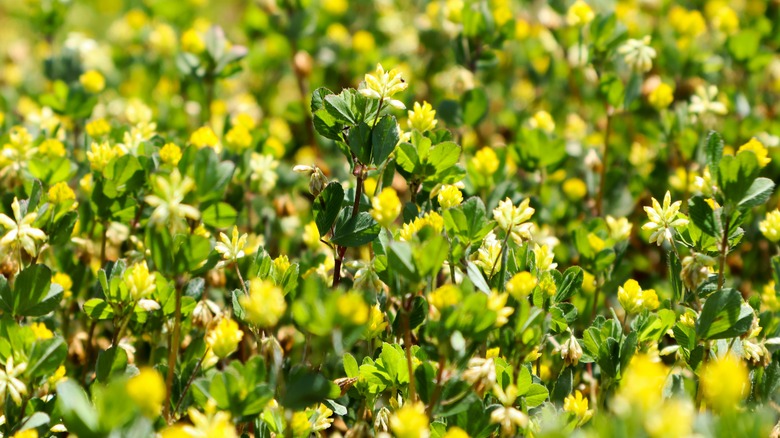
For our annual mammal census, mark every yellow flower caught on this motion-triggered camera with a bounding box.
[408,101,438,132]
[159,143,183,166]
[738,138,771,167]
[38,139,66,157]
[337,291,370,325]
[563,390,592,424]
[370,187,402,228]
[390,402,429,438]
[533,243,557,271]
[241,279,286,328]
[359,64,408,110]
[429,284,462,318]
[566,0,595,27]
[442,427,470,438]
[206,317,243,359]
[562,178,587,201]
[11,430,37,438]
[606,215,632,241]
[30,322,53,340]
[617,36,656,73]
[581,270,596,295]
[181,29,205,54]
[471,147,499,176]
[0,197,47,257]
[366,305,388,338]
[323,0,347,15]
[234,113,256,130]
[642,191,689,246]
[79,70,105,93]
[215,226,247,263]
[538,274,557,297]
[587,233,605,252]
[529,110,555,133]
[761,282,780,312]
[48,182,76,204]
[127,368,166,418]
[86,118,111,138]
[760,210,780,242]
[125,261,156,301]
[352,30,376,53]
[700,354,749,412]
[488,291,514,327]
[506,271,536,300]
[190,126,220,149]
[437,184,463,209]
[645,398,694,438]
[164,402,237,438]
[273,255,290,275]
[290,411,312,437]
[86,141,119,172]
[648,83,674,110]
[618,279,658,314]
[52,272,73,298]
[225,124,253,153]
[618,354,667,410]
[303,221,321,250]
[47,365,67,387]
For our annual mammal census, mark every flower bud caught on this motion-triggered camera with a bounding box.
[560,334,583,367]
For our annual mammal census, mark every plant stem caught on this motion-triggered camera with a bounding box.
[112,302,137,346]
[333,164,365,288]
[164,281,183,422]
[235,263,249,295]
[100,222,108,266]
[174,349,208,416]
[426,354,447,418]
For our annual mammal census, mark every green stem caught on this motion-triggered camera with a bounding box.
[718,215,730,291]
[164,280,183,422]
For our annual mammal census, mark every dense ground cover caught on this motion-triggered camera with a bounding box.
[1,0,780,436]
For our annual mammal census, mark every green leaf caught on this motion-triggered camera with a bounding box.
[696,288,754,340]
[728,29,761,61]
[313,183,345,238]
[96,346,128,383]
[550,368,573,405]
[524,383,549,407]
[461,88,488,126]
[371,115,399,166]
[554,267,583,303]
[193,148,235,202]
[348,122,372,164]
[669,255,683,305]
[281,368,339,410]
[12,264,61,317]
[428,142,461,178]
[57,380,99,437]
[201,202,238,228]
[324,91,357,125]
[343,353,359,378]
[27,337,67,379]
[718,151,761,208]
[83,299,114,320]
[331,211,380,247]
[738,177,774,210]
[311,87,334,113]
[705,131,724,183]
[688,196,718,237]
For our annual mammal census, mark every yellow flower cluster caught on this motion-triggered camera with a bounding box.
[618,279,659,314]
[241,279,287,328]
[399,211,444,241]
[370,187,402,228]
[206,317,244,359]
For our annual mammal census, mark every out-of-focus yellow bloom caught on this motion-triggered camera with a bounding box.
[125,261,156,301]
[48,182,76,204]
[30,322,53,340]
[149,22,177,56]
[159,143,183,166]
[303,221,321,249]
[538,274,557,297]
[190,126,219,149]
[442,427,469,438]
[86,118,111,138]
[758,209,780,243]
[617,36,656,73]
[323,0,347,15]
[562,178,587,201]
[701,354,749,412]
[581,270,596,295]
[163,402,237,438]
[390,402,429,438]
[669,6,707,39]
[359,64,408,110]
[145,169,200,232]
[471,147,499,176]
[11,430,37,438]
[618,279,659,314]
[761,282,780,312]
[606,215,632,241]
[225,124,253,153]
[567,0,595,26]
[52,272,73,298]
[618,354,667,410]
[249,153,279,195]
[506,271,536,300]
[738,138,771,167]
[181,29,205,54]
[273,255,290,276]
[528,110,555,133]
[337,291,370,325]
[645,398,695,438]
[587,233,606,252]
[206,318,243,359]
[533,243,556,271]
[564,390,592,425]
[689,85,727,116]
[234,113,256,130]
[429,284,462,320]
[370,188,402,228]
[648,83,674,109]
[352,30,376,53]
[708,3,739,35]
[38,139,66,157]
[241,279,286,328]
[127,368,165,418]
[437,184,463,209]
[488,291,513,327]
[87,141,121,172]
[408,101,438,132]
[80,70,105,93]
